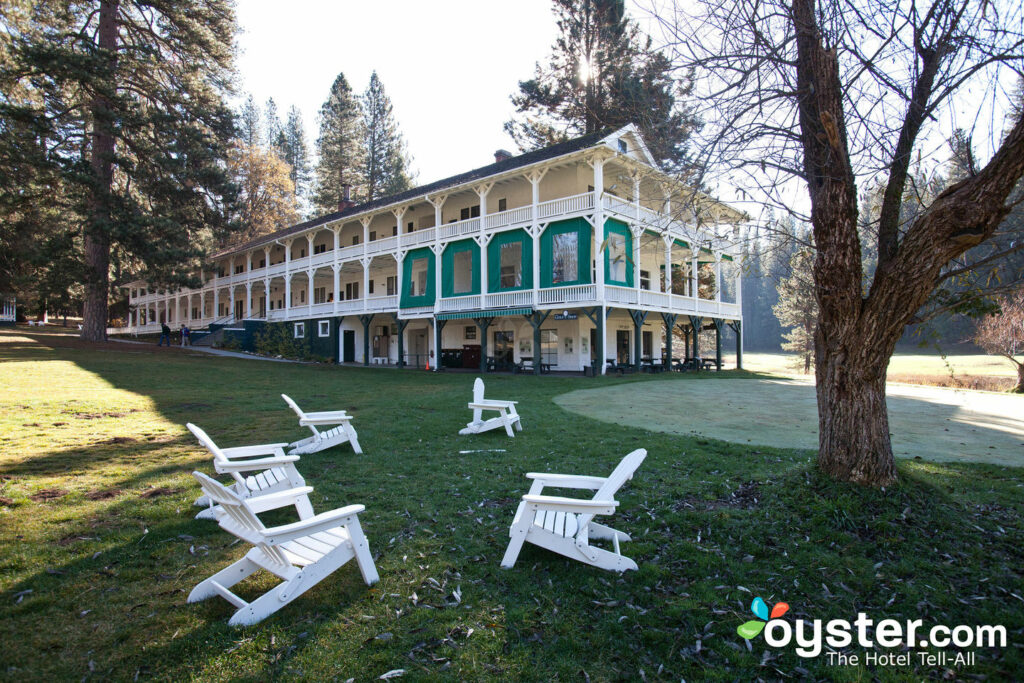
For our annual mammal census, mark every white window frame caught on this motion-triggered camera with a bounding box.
[293,322,305,338]
[318,320,330,337]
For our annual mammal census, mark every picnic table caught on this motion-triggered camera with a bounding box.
[515,356,552,374]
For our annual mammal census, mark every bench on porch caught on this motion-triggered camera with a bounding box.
[515,357,552,374]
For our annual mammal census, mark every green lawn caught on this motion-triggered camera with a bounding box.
[1,329,1022,681]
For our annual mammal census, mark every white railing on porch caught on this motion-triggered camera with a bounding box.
[438,217,480,240]
[537,284,596,305]
[402,227,436,248]
[605,285,638,306]
[538,192,594,219]
[639,290,671,309]
[485,290,534,308]
[483,205,532,230]
[438,295,483,312]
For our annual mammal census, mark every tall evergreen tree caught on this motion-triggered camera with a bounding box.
[264,97,283,151]
[280,105,312,211]
[1,0,238,340]
[361,72,412,202]
[314,73,365,214]
[239,94,262,149]
[504,0,696,171]
[774,247,818,374]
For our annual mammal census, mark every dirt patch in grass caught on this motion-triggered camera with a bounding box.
[0,496,16,506]
[102,437,136,445]
[138,486,181,499]
[888,373,1014,392]
[675,480,761,511]
[85,488,123,501]
[29,488,68,502]
[57,533,100,546]
[67,411,127,420]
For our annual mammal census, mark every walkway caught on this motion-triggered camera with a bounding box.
[555,377,1024,467]
[108,337,302,363]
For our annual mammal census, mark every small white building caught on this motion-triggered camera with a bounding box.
[1,295,15,325]
[121,126,745,373]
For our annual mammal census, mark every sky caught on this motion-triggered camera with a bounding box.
[234,0,560,186]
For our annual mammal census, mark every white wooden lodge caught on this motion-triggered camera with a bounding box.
[121,126,744,374]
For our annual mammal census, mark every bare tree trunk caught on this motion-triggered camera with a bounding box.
[1015,363,1024,394]
[81,0,119,342]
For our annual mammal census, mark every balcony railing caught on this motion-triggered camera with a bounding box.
[438,217,480,240]
[483,205,532,230]
[438,295,483,312]
[538,192,594,219]
[485,290,534,308]
[537,284,596,305]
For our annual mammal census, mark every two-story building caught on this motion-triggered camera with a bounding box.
[122,125,745,374]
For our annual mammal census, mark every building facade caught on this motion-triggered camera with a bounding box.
[121,126,744,374]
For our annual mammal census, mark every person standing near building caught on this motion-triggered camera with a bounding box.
[158,322,171,346]
[181,324,191,346]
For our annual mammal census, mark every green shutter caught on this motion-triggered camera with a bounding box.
[604,219,633,287]
[441,239,480,298]
[540,218,592,288]
[400,247,436,308]
[487,229,533,292]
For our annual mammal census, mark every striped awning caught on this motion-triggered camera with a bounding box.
[436,307,534,321]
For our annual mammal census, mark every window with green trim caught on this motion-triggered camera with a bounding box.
[604,220,633,286]
[409,256,429,297]
[500,242,523,288]
[608,232,627,282]
[551,233,579,284]
[452,250,473,294]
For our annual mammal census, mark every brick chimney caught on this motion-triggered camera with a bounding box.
[494,149,513,163]
[337,183,356,212]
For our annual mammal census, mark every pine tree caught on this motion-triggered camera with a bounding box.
[240,94,263,149]
[227,142,300,245]
[314,73,366,214]
[504,0,696,171]
[280,106,312,211]
[361,72,412,202]
[265,97,284,152]
[773,247,818,374]
[1,0,238,340]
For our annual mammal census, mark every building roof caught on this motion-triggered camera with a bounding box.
[213,130,611,259]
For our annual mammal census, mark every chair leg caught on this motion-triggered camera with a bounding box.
[294,493,315,520]
[189,554,260,603]
[345,519,379,585]
[501,514,532,569]
[500,408,515,437]
[344,423,363,454]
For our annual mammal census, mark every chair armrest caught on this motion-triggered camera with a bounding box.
[220,443,290,458]
[261,504,366,545]
[521,494,618,515]
[215,455,300,473]
[299,409,352,421]
[244,486,315,514]
[524,473,607,490]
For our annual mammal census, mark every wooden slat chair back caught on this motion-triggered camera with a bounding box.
[282,394,363,455]
[501,448,647,572]
[189,471,380,626]
[187,422,311,520]
[459,378,522,437]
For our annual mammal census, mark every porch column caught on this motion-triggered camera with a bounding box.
[213,288,220,319]
[433,318,446,372]
[475,316,493,373]
[714,318,724,370]
[593,156,605,302]
[529,173,544,308]
[284,274,291,314]
[362,256,372,310]
[359,314,373,366]
[629,309,648,372]
[332,265,341,315]
[715,255,723,305]
[227,287,234,322]
[263,279,270,317]
[664,237,673,297]
[245,282,252,319]
[396,317,409,368]
[729,320,743,370]
[633,226,642,297]
[306,234,314,262]
[662,313,677,369]
[600,305,607,375]
[264,246,271,271]
[689,315,701,360]
[691,253,699,300]
[307,269,313,316]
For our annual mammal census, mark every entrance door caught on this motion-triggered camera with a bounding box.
[616,330,630,364]
[411,331,427,368]
[234,299,243,320]
[342,330,355,362]
[494,330,514,367]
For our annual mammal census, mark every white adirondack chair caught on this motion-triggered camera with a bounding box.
[500,448,647,572]
[188,471,379,626]
[187,423,312,520]
[282,394,363,455]
[458,378,522,437]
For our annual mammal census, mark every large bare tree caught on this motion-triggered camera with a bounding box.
[656,0,1024,485]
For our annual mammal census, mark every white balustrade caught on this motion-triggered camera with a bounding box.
[604,285,638,306]
[438,217,480,240]
[537,284,596,305]
[439,295,482,312]
[483,205,532,230]
[537,192,595,219]
[639,290,671,309]
[485,290,534,308]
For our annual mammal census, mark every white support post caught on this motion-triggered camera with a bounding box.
[361,257,372,311]
[306,234,314,262]
[633,175,641,221]
[664,236,673,300]
[600,305,607,375]
[246,251,252,274]
[393,254,404,311]
[691,253,699,302]
[264,246,271,271]
[529,174,542,308]
[633,226,642,298]
[245,282,252,319]
[284,275,291,314]
[332,265,341,315]
[307,269,314,316]
[593,156,605,300]
[263,279,270,318]
[213,288,220,319]
[227,287,234,322]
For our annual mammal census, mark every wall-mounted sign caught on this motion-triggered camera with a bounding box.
[554,312,578,320]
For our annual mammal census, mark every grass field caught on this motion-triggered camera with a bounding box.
[1,329,1022,681]
[745,351,1018,391]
